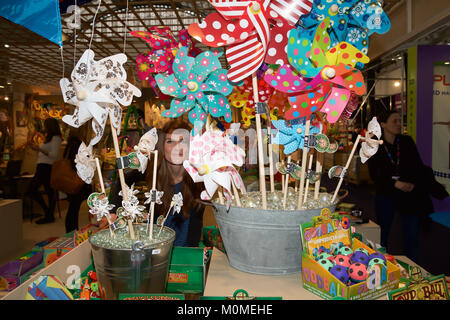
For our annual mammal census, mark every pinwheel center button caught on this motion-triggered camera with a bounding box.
[77,89,88,101]
[198,164,209,175]
[322,67,336,79]
[296,128,303,134]
[187,81,198,92]
[251,2,261,14]
[330,4,339,14]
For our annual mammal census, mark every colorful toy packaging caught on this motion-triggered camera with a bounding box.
[42,237,76,266]
[300,208,400,300]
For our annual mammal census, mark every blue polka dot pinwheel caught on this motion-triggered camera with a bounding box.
[155,46,234,135]
[298,0,391,61]
[272,120,320,155]
[265,17,369,124]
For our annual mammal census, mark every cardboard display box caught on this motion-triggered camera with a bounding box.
[300,209,400,300]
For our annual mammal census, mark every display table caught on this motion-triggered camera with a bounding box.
[0,199,22,258]
[204,249,425,300]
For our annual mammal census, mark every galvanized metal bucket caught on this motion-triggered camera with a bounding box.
[89,225,175,300]
[212,204,335,275]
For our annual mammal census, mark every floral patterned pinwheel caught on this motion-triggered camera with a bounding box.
[89,196,115,222]
[133,128,158,173]
[74,142,96,184]
[188,0,314,83]
[155,46,234,135]
[131,27,200,98]
[60,49,141,146]
[272,119,320,154]
[183,130,246,210]
[171,192,184,215]
[264,17,369,123]
[298,0,391,59]
[359,116,382,163]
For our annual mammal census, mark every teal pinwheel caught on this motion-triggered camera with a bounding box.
[155,46,234,135]
[272,120,320,154]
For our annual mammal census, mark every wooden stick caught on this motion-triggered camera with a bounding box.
[218,187,225,205]
[303,154,314,204]
[95,157,114,237]
[314,152,323,200]
[252,73,267,209]
[157,202,173,238]
[283,155,291,209]
[331,135,361,203]
[148,150,158,240]
[109,112,135,239]
[267,124,275,193]
[231,178,242,207]
[95,158,106,194]
[297,120,311,209]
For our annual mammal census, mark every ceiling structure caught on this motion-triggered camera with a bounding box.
[0,0,449,94]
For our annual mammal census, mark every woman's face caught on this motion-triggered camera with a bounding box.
[381,113,402,136]
[164,130,189,165]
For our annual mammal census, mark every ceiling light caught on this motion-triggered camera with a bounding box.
[7,82,11,85]
[0,86,4,88]
[4,44,9,48]
[394,81,401,87]
[4,97,9,101]
[445,62,450,65]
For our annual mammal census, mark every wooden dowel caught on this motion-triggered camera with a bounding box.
[283,155,291,209]
[297,120,311,209]
[331,135,361,202]
[314,152,323,200]
[252,73,267,209]
[149,150,158,240]
[109,112,135,239]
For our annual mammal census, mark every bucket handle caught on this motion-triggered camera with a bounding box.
[337,189,349,200]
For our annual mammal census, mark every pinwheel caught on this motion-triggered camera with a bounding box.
[360,116,382,163]
[89,194,115,222]
[144,190,164,206]
[188,0,314,83]
[183,130,246,210]
[298,0,391,59]
[60,49,142,146]
[157,192,184,237]
[133,128,158,173]
[131,27,201,98]
[156,46,234,135]
[75,142,96,184]
[264,17,369,123]
[272,119,320,154]
[119,184,146,222]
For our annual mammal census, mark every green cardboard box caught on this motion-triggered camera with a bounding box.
[166,247,210,294]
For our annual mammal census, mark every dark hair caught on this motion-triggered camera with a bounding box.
[145,119,203,219]
[43,118,61,143]
[378,109,400,124]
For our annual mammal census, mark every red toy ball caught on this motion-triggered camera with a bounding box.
[348,263,367,282]
[334,254,351,268]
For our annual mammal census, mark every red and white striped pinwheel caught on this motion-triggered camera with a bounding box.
[188,0,313,83]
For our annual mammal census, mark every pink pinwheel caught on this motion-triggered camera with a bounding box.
[183,130,246,209]
[188,0,313,83]
[131,27,200,98]
[264,17,369,123]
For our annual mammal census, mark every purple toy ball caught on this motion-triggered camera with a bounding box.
[330,265,349,285]
[348,263,367,282]
[368,252,387,263]
[350,251,369,265]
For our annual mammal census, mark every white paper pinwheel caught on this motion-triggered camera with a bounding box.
[134,128,158,173]
[119,183,146,221]
[360,117,382,163]
[171,192,183,214]
[89,196,115,222]
[75,142,95,183]
[183,130,246,209]
[60,49,142,146]
[144,189,164,205]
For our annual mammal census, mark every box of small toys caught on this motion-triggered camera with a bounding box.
[300,208,400,300]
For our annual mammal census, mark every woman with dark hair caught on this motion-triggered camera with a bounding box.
[109,119,205,246]
[368,110,434,262]
[27,117,62,224]
[63,128,92,232]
